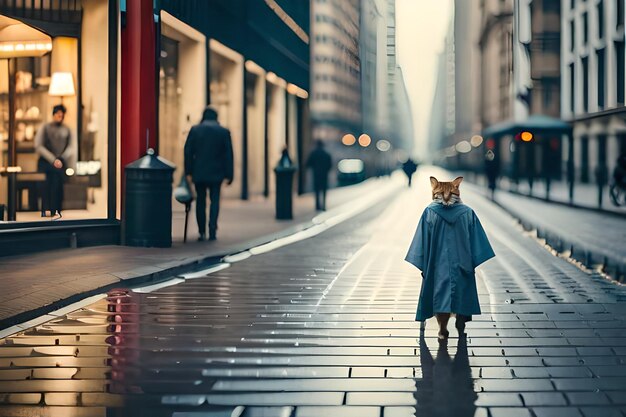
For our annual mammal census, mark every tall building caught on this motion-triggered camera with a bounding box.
[311,0,413,180]
[310,0,362,148]
[479,0,515,130]
[561,0,626,184]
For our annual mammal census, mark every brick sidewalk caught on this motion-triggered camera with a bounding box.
[0,174,403,328]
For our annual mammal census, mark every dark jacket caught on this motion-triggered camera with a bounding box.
[306,147,332,186]
[184,120,234,184]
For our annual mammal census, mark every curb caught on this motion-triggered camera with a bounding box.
[471,184,626,283]
[0,177,403,331]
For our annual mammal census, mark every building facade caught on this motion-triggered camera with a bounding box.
[0,0,312,256]
[311,0,360,156]
[561,0,626,184]
[159,0,311,198]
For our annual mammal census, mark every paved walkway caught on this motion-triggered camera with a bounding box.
[0,174,403,328]
[1,168,626,416]
[466,180,626,283]
[471,174,626,215]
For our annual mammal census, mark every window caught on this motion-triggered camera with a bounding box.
[598,0,604,39]
[569,62,575,112]
[597,48,605,109]
[580,136,590,183]
[570,20,575,51]
[582,12,588,45]
[618,0,624,30]
[0,2,112,223]
[582,56,589,112]
[617,41,625,105]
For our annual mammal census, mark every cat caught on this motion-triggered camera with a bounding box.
[430,176,463,206]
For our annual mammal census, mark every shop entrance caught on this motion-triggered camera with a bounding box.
[159,11,206,186]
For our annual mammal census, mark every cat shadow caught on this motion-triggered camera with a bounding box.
[414,329,477,417]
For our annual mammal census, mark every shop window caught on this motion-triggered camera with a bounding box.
[0,1,111,223]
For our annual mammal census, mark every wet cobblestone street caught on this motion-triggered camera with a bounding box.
[1,178,626,417]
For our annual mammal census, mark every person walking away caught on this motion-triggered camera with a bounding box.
[184,107,233,241]
[35,104,76,220]
[402,159,418,187]
[405,176,495,340]
[484,150,498,200]
[306,140,332,211]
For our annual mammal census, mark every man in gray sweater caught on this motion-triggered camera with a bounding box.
[35,104,76,219]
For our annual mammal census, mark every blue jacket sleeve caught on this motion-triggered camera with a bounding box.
[405,211,429,271]
[470,211,495,268]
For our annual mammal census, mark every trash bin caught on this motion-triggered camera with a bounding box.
[274,149,297,220]
[124,149,176,247]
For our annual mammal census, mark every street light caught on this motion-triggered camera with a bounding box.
[342,133,356,146]
[470,135,483,147]
[455,141,472,153]
[520,131,534,142]
[376,139,391,152]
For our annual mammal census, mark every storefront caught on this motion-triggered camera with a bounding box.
[0,0,119,255]
[158,0,310,200]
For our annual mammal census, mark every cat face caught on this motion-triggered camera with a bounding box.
[430,176,463,206]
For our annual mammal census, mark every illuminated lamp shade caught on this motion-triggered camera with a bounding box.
[0,16,52,58]
[49,72,76,97]
[520,131,533,142]
[358,134,371,147]
[342,133,356,146]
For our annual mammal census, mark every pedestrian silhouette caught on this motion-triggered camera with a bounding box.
[484,150,498,200]
[306,140,332,211]
[184,107,233,241]
[402,159,418,187]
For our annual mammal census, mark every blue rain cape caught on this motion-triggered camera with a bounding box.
[405,202,495,321]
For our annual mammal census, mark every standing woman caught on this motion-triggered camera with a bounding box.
[35,104,76,219]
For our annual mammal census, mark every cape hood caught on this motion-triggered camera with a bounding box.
[427,202,470,224]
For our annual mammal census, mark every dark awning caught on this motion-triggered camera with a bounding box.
[482,114,572,138]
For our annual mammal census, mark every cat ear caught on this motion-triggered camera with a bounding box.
[429,176,439,189]
[452,176,464,187]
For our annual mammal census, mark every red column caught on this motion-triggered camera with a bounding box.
[121,0,157,170]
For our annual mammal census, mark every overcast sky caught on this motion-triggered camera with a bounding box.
[396,0,453,158]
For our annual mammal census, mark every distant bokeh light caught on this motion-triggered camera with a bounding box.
[455,141,472,153]
[376,139,391,152]
[470,135,483,147]
[342,134,356,146]
[358,134,371,147]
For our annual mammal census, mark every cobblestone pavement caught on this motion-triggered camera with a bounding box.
[1,170,626,417]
